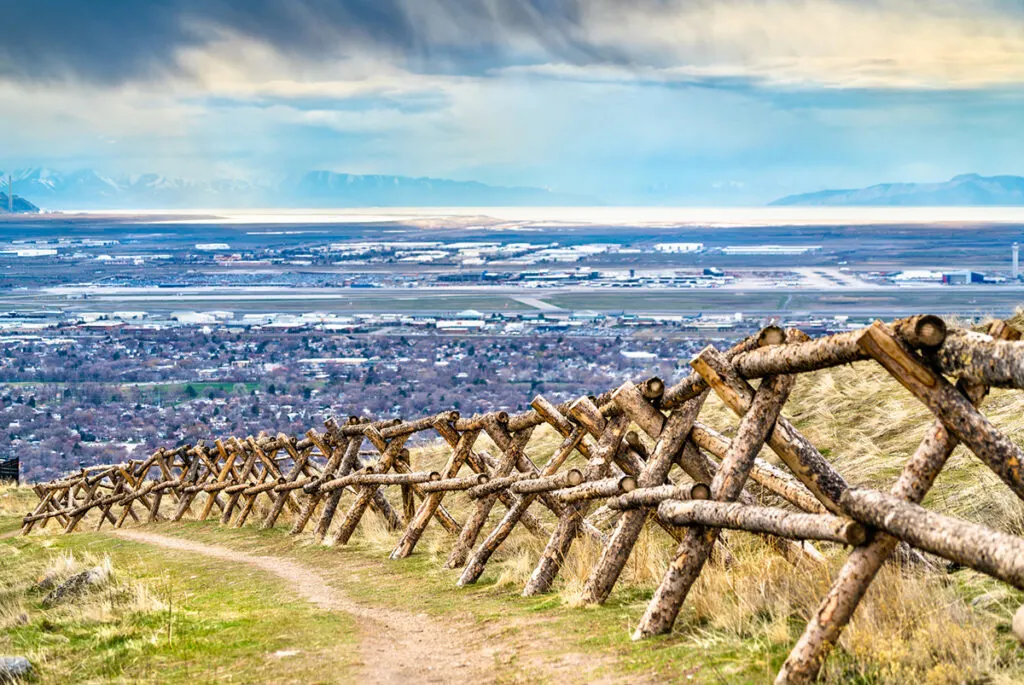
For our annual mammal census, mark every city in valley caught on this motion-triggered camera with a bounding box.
[2,207,1024,481]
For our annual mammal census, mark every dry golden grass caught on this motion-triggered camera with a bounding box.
[376,361,1024,683]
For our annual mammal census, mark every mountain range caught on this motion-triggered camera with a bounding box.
[0,168,570,210]
[771,174,1024,207]
[0,192,39,214]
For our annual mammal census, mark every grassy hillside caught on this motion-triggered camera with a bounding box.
[5,361,1024,683]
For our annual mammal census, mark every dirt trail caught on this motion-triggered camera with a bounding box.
[112,530,492,684]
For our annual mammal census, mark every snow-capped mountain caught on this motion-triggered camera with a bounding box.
[771,174,1024,206]
[0,168,564,210]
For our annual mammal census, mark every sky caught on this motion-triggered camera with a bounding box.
[1,0,1023,204]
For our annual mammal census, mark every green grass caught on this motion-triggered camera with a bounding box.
[0,515,358,684]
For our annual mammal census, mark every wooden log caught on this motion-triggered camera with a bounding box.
[928,331,1024,390]
[692,345,848,513]
[312,434,363,543]
[609,483,711,510]
[553,475,637,503]
[261,436,310,529]
[231,453,278,528]
[891,314,947,348]
[390,426,480,559]
[320,470,440,491]
[522,413,629,597]
[729,316,946,381]
[689,423,826,514]
[466,471,537,499]
[446,423,534,569]
[658,500,867,545]
[391,457,464,536]
[580,392,709,605]
[419,474,489,493]
[634,371,794,640]
[290,429,350,535]
[331,429,408,545]
[661,336,760,408]
[624,431,649,460]
[841,487,1024,589]
[856,322,1024,500]
[509,469,584,494]
[641,376,665,403]
[612,381,666,439]
[777,348,1007,684]
[220,441,259,525]
[458,420,587,586]
[758,324,786,347]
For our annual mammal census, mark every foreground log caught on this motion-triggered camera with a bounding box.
[580,391,707,605]
[458,409,587,586]
[509,469,584,494]
[609,483,711,510]
[419,474,489,493]
[522,412,629,597]
[777,323,1018,684]
[1015,606,1024,645]
[445,423,534,569]
[466,472,536,499]
[634,370,794,639]
[841,488,1024,588]
[553,476,636,503]
[658,500,866,545]
[692,345,848,513]
[857,322,1024,501]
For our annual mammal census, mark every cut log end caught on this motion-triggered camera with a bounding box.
[641,376,665,400]
[1014,605,1024,645]
[567,469,584,487]
[691,483,711,500]
[758,325,786,347]
[913,315,947,348]
[620,476,638,493]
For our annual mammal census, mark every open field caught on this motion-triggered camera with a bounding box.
[3,285,1024,318]
[8,361,1024,684]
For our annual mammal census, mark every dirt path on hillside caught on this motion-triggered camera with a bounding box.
[112,530,494,684]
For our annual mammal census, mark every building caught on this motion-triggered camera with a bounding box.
[942,270,985,285]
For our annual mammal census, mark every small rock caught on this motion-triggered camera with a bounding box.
[0,656,33,683]
[42,566,110,607]
[971,592,998,608]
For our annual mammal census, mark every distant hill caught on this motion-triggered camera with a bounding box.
[0,192,39,214]
[0,167,572,210]
[771,174,1024,207]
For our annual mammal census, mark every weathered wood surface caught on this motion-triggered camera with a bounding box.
[608,483,712,510]
[634,370,794,639]
[580,391,707,605]
[657,500,867,545]
[841,487,1024,588]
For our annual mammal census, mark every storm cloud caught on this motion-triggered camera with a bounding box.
[0,0,613,84]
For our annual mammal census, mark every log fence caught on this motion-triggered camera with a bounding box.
[19,314,1024,682]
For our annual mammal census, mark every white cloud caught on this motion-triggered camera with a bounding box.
[577,0,1024,89]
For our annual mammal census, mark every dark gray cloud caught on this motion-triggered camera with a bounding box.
[0,0,618,84]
